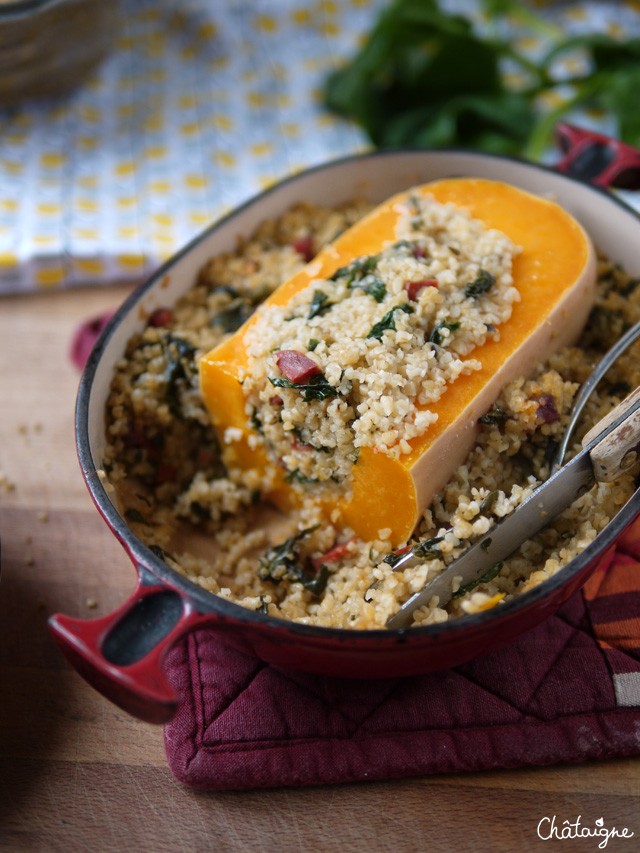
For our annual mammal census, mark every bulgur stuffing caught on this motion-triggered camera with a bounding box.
[241,194,519,499]
[103,197,640,629]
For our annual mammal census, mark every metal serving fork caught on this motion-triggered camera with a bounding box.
[386,319,640,629]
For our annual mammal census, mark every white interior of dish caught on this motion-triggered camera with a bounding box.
[84,150,640,486]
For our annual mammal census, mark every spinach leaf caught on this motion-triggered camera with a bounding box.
[364,579,382,602]
[607,381,632,397]
[324,0,536,154]
[527,35,640,157]
[465,270,495,299]
[323,0,640,159]
[250,407,263,434]
[270,372,340,402]
[308,290,333,319]
[367,303,414,340]
[148,544,177,564]
[393,239,427,259]
[452,561,503,599]
[413,535,444,559]
[479,489,499,514]
[330,255,379,285]
[284,468,319,484]
[258,525,329,596]
[429,320,460,345]
[164,335,197,417]
[189,501,212,522]
[618,278,640,298]
[124,508,150,525]
[383,535,442,567]
[351,274,387,303]
[213,297,255,333]
[479,405,507,425]
[292,426,331,452]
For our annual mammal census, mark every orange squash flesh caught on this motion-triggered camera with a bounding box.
[199,178,596,546]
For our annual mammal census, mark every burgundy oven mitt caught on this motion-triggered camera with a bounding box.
[163,525,640,790]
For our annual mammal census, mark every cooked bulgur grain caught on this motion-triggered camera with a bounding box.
[103,199,640,629]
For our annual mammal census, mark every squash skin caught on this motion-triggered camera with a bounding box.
[199,178,596,545]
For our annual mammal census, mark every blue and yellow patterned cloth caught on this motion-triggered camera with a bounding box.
[1,0,639,294]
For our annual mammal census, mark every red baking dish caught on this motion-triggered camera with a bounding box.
[49,149,640,723]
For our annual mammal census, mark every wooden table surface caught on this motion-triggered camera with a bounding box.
[1,283,639,853]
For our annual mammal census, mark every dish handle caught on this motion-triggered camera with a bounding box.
[48,567,208,724]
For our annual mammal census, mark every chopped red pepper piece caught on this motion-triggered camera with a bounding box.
[311,540,352,572]
[154,462,178,484]
[276,349,322,383]
[412,244,426,259]
[292,235,315,263]
[533,394,560,424]
[404,279,438,301]
[148,307,174,328]
[269,395,284,406]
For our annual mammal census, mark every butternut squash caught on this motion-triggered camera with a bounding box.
[199,178,596,545]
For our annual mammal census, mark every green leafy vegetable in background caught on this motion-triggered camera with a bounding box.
[324,0,640,159]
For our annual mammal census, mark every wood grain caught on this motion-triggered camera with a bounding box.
[1,285,639,853]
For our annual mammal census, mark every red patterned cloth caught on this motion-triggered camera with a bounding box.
[163,525,640,791]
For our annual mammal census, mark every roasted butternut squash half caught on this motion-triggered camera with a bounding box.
[199,178,596,545]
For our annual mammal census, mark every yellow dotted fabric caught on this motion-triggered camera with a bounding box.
[0,0,385,292]
[0,0,638,293]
